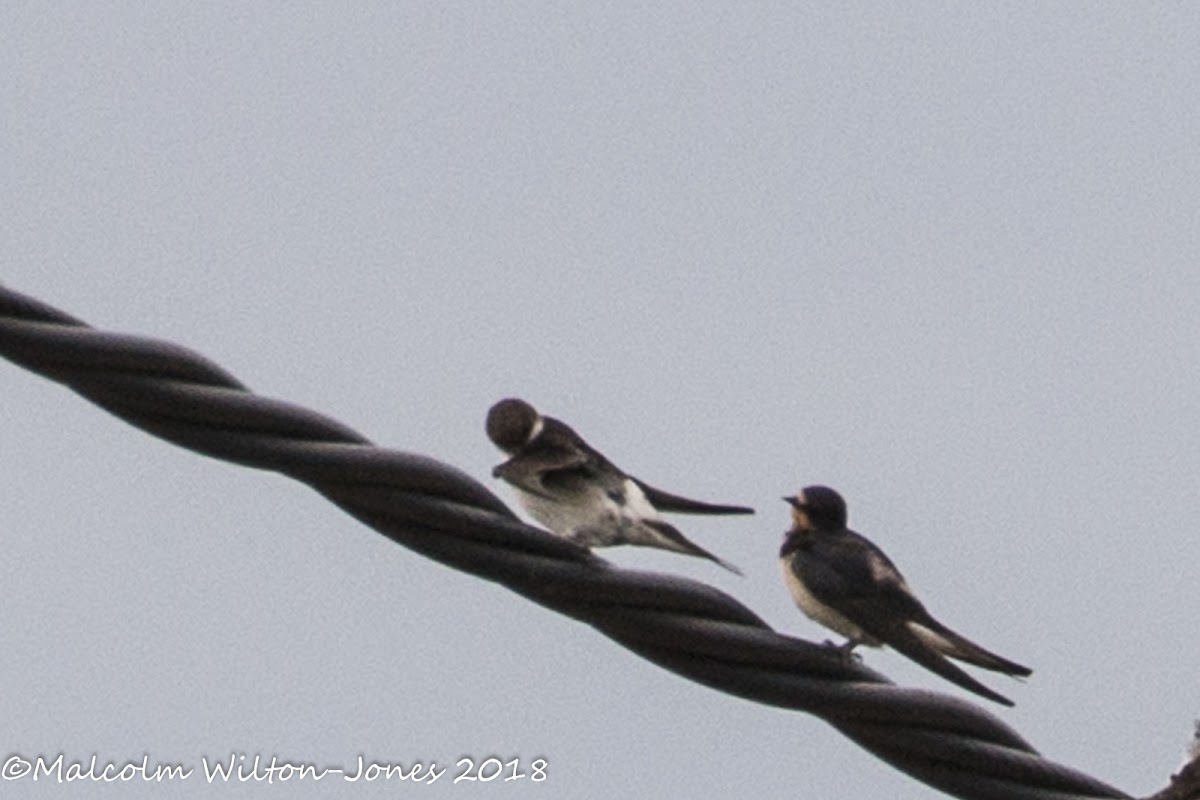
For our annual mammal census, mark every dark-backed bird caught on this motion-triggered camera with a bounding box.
[779,485,1031,706]
[486,398,750,573]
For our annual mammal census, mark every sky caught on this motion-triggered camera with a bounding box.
[3,4,1199,798]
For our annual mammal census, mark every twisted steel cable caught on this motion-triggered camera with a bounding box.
[0,285,1129,800]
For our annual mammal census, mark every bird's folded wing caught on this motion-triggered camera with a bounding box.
[492,447,584,491]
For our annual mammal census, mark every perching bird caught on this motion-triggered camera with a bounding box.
[486,398,750,573]
[779,485,1031,705]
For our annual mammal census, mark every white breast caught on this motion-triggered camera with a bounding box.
[513,487,593,536]
[780,557,871,644]
[511,474,664,549]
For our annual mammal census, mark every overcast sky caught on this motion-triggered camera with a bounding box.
[3,4,1199,799]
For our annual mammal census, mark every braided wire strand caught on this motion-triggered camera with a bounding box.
[0,285,1129,800]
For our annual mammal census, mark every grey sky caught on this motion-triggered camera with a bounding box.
[3,4,1198,798]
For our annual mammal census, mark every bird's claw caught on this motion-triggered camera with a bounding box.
[821,639,862,663]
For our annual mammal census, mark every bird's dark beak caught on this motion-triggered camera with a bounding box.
[783,496,803,509]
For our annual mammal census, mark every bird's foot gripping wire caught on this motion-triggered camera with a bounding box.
[821,639,863,664]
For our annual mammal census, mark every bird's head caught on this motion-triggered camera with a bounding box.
[783,485,847,531]
[486,398,542,453]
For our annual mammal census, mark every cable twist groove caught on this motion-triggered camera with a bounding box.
[0,285,1129,800]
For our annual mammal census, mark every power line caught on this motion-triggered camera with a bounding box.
[0,285,1130,800]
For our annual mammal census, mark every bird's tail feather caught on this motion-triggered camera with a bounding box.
[884,625,1016,706]
[640,520,743,575]
[910,617,1033,677]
